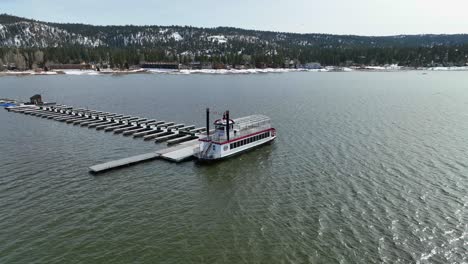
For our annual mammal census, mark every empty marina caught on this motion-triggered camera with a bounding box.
[6,104,207,173]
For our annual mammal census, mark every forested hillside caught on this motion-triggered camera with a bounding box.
[1,14,468,70]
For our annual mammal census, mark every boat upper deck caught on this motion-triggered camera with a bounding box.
[234,114,271,131]
[202,114,273,143]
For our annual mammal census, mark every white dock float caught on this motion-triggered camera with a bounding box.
[120,117,139,123]
[114,126,137,134]
[90,121,113,129]
[63,117,81,123]
[43,110,68,116]
[40,113,56,118]
[26,111,41,116]
[104,124,130,132]
[73,118,92,125]
[48,111,70,117]
[17,110,34,114]
[19,109,39,114]
[144,122,158,127]
[89,139,200,173]
[189,127,206,133]
[96,122,118,130]
[80,119,102,127]
[158,140,199,162]
[147,121,165,128]
[33,112,54,118]
[10,108,35,113]
[167,124,185,130]
[48,114,66,119]
[53,116,71,121]
[40,114,60,119]
[178,125,196,131]
[66,117,89,123]
[122,127,147,136]
[101,114,118,120]
[141,119,156,124]
[88,120,111,128]
[89,152,161,173]
[32,111,62,118]
[154,133,179,143]
[156,122,175,128]
[133,118,147,123]
[143,131,168,140]
[56,116,78,122]
[167,135,197,145]
[133,129,158,138]
[25,110,45,115]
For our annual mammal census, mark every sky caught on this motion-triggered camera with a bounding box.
[2,0,468,36]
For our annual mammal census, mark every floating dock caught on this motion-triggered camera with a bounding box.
[88,152,161,173]
[6,104,204,173]
[88,140,199,173]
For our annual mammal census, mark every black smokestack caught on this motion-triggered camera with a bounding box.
[226,110,230,142]
[206,108,210,138]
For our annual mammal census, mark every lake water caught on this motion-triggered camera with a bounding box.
[0,72,467,263]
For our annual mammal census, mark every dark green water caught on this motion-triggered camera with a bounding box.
[0,72,467,263]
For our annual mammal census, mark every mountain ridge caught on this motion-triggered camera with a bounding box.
[2,14,468,49]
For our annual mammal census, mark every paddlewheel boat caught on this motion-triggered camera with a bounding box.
[195,109,276,161]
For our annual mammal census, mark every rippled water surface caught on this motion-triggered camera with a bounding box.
[0,72,467,263]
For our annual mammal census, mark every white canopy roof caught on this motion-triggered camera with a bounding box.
[234,115,271,130]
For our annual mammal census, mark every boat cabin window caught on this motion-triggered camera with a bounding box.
[228,131,272,150]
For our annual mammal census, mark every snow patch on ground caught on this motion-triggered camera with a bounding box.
[171,68,328,75]
[428,66,468,71]
[32,71,58,75]
[357,64,402,71]
[208,35,228,43]
[59,70,101,75]
[171,32,183,41]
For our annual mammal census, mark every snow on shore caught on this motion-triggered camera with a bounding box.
[2,66,468,77]
[175,68,328,74]
[60,70,100,75]
[427,66,468,71]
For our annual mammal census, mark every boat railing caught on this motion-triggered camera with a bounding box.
[209,124,271,143]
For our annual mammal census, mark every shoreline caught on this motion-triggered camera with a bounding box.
[1,66,468,77]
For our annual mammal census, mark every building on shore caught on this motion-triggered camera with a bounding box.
[140,62,180,70]
[232,64,247,70]
[302,62,322,69]
[284,59,301,68]
[213,63,227,70]
[187,62,214,70]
